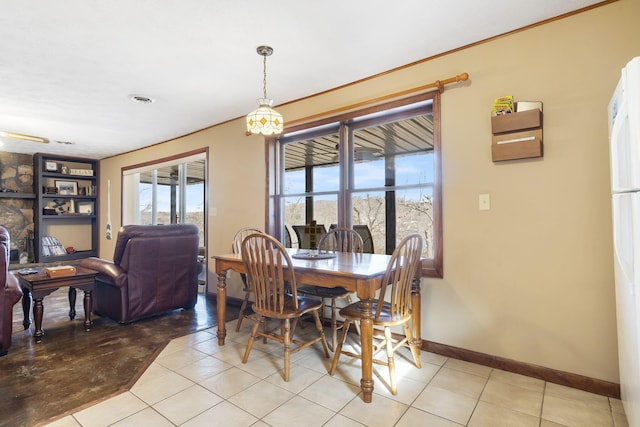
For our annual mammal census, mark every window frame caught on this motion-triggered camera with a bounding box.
[266,91,442,278]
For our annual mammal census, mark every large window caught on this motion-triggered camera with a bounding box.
[268,92,442,277]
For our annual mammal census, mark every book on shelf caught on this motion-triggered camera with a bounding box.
[41,236,66,256]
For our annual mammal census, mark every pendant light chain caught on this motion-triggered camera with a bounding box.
[263,53,268,100]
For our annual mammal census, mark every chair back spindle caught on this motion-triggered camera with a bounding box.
[232,227,263,254]
[231,227,264,331]
[318,227,364,253]
[376,234,423,321]
[241,233,298,314]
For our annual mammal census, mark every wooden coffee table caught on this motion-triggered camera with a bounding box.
[16,266,99,343]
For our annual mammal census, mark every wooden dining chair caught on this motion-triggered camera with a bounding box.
[329,233,423,395]
[330,223,374,253]
[240,233,330,381]
[292,223,327,249]
[298,227,363,351]
[232,227,263,331]
[353,224,375,254]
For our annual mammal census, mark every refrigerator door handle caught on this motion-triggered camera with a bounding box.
[612,193,635,296]
[610,100,633,192]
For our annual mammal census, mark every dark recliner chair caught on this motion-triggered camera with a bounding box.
[1,226,23,356]
[79,224,200,323]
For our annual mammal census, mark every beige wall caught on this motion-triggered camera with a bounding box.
[98,0,638,383]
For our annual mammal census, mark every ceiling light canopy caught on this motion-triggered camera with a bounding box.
[0,131,49,144]
[246,45,283,136]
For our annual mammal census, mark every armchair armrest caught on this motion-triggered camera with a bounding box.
[5,272,22,305]
[79,257,127,288]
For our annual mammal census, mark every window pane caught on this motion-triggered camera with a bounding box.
[396,152,434,186]
[284,195,337,248]
[283,165,340,194]
[353,114,434,190]
[283,195,307,228]
[155,185,172,224]
[311,195,338,231]
[351,112,434,254]
[139,182,153,225]
[396,187,434,258]
[313,165,339,192]
[284,169,305,195]
[353,158,385,189]
[185,181,205,248]
[352,188,433,257]
[351,191,386,254]
[284,135,340,194]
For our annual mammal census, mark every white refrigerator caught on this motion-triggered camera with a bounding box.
[610,56,640,427]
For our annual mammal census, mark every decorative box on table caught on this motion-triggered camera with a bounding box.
[44,265,76,278]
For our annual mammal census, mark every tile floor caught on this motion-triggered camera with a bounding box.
[43,320,629,427]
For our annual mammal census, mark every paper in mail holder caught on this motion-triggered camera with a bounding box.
[44,265,77,278]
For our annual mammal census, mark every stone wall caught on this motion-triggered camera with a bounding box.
[0,152,35,262]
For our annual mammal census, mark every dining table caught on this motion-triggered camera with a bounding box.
[212,248,423,403]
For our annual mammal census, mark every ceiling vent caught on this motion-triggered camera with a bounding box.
[129,95,154,104]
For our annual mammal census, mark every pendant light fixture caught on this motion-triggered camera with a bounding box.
[246,45,283,136]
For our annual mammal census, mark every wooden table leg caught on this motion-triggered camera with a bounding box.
[21,287,31,330]
[33,297,44,343]
[68,287,77,320]
[359,298,374,403]
[216,271,228,345]
[83,290,93,331]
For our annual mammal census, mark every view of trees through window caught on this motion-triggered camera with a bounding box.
[283,190,433,257]
[280,99,437,257]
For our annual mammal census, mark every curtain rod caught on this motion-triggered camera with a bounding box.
[282,72,469,129]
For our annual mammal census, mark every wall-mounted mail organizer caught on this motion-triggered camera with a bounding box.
[491,107,543,162]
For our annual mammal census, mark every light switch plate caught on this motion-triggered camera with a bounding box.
[479,194,491,210]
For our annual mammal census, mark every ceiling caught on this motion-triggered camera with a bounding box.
[0,1,605,160]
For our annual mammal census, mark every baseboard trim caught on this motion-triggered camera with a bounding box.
[212,293,621,399]
[422,340,620,399]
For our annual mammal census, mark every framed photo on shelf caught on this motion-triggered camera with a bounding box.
[77,201,93,215]
[45,161,58,172]
[55,180,78,195]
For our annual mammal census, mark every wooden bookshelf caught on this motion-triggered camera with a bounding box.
[33,154,99,263]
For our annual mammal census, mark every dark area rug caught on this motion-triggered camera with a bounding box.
[0,288,239,427]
